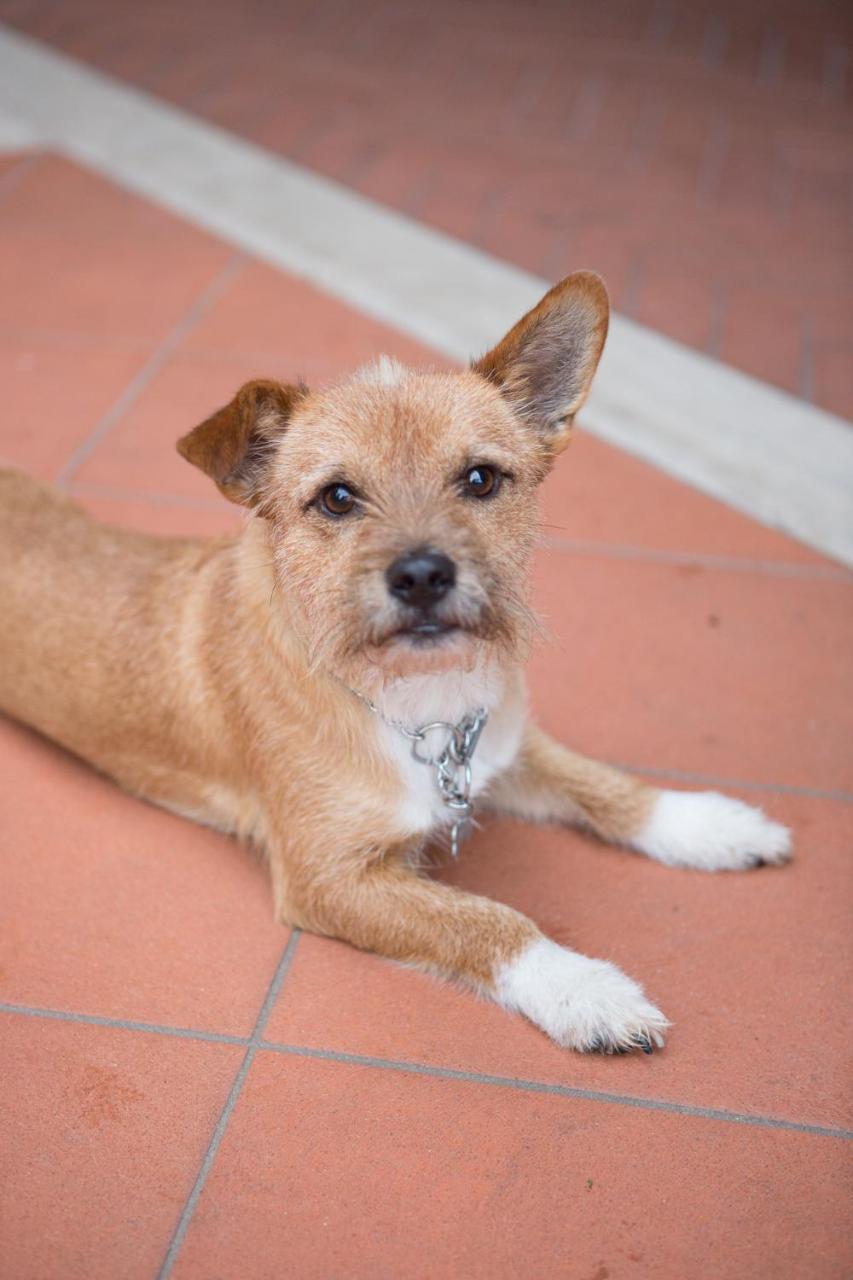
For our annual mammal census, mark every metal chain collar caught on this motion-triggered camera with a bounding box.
[352,690,488,858]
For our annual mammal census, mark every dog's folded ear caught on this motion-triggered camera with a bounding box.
[176,379,306,507]
[472,271,609,454]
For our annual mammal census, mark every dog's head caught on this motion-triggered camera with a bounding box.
[177,273,608,693]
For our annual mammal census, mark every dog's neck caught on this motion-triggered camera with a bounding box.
[369,659,506,733]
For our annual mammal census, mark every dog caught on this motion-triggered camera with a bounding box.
[0,272,792,1053]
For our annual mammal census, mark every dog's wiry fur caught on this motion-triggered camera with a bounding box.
[0,273,792,1053]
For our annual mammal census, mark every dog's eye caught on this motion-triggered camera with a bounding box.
[320,483,357,517]
[463,465,500,499]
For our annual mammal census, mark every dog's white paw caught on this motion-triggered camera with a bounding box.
[634,790,792,872]
[495,938,669,1054]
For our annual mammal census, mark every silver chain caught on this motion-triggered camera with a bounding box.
[351,690,488,858]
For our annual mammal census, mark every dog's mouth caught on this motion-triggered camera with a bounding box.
[389,618,463,646]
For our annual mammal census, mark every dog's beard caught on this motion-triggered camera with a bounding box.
[300,574,538,687]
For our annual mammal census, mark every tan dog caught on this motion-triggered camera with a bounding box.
[0,273,791,1053]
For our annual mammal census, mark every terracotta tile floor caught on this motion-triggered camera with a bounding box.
[1,154,852,1279]
[2,0,852,420]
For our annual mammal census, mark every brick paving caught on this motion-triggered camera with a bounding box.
[1,0,852,419]
[1,152,851,1279]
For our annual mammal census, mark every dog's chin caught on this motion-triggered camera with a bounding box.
[364,621,482,677]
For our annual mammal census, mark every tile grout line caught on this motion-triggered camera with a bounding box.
[604,764,853,806]
[54,251,247,488]
[0,1002,250,1045]
[67,480,237,513]
[254,1042,853,1142]
[155,929,302,1280]
[540,536,852,581]
[2,987,850,1143]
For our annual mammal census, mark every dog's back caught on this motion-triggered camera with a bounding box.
[0,470,223,799]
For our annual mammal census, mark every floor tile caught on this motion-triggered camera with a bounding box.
[69,352,279,498]
[0,718,285,1034]
[61,248,835,566]
[6,2,853,419]
[0,154,232,340]
[172,1052,853,1280]
[70,486,242,538]
[0,1015,242,1280]
[265,794,852,1131]
[0,336,150,481]
[2,331,842,572]
[69,262,438,498]
[542,430,831,566]
[181,259,440,377]
[0,151,36,183]
[527,547,853,792]
[0,68,848,1277]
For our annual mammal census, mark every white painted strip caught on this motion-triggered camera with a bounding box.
[0,110,41,150]
[1,24,851,565]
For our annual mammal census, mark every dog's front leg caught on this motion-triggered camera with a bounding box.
[487,722,792,872]
[276,847,669,1053]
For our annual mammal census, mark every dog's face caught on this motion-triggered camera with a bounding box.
[178,273,609,692]
[259,365,547,684]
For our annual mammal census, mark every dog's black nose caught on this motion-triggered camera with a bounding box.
[386,547,456,608]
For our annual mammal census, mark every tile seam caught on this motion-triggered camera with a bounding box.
[0,1002,250,1044]
[155,1042,258,1280]
[155,929,302,1280]
[3,972,850,1142]
[54,250,247,488]
[68,480,236,512]
[540,536,852,581]
[604,764,853,806]
[0,323,175,351]
[256,1041,853,1141]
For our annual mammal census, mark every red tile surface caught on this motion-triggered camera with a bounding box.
[0,335,150,481]
[1,137,851,1280]
[815,343,853,424]
[0,155,232,340]
[181,259,439,374]
[172,1053,853,1280]
[265,795,853,1131]
[720,286,804,398]
[541,431,829,566]
[70,486,241,538]
[71,261,441,496]
[0,718,285,1034]
[0,1016,243,1280]
[0,152,38,188]
[0,153,25,177]
[69,352,283,499]
[527,548,853,793]
[4,0,850,417]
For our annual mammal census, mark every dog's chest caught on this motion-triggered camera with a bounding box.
[371,675,525,840]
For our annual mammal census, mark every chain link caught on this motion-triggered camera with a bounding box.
[350,689,488,858]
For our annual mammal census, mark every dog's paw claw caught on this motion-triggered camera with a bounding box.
[497,940,670,1056]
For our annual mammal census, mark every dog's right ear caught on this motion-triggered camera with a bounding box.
[472,271,609,455]
[176,379,306,507]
